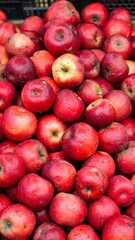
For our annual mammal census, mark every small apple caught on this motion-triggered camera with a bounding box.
[98,122,128,154]
[20,15,44,34]
[17,173,54,211]
[67,224,100,240]
[76,49,100,79]
[0,203,36,240]
[76,22,104,49]
[81,2,108,27]
[53,89,85,123]
[85,98,116,129]
[0,193,12,216]
[125,202,135,220]
[0,22,16,46]
[52,53,85,88]
[0,139,17,154]
[109,7,131,25]
[49,192,87,227]
[61,121,99,161]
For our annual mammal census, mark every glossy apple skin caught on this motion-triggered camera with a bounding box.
[109,7,131,25]
[76,49,100,79]
[121,73,135,101]
[0,193,12,215]
[36,113,67,153]
[98,122,128,154]
[49,192,87,227]
[95,77,114,96]
[75,166,108,201]
[43,0,80,26]
[87,195,121,232]
[0,79,16,113]
[53,89,85,123]
[77,79,103,106]
[0,153,26,188]
[102,214,135,240]
[67,224,100,240]
[0,203,36,240]
[41,158,76,193]
[1,105,37,142]
[0,22,16,46]
[4,55,37,87]
[21,79,55,113]
[81,2,108,27]
[103,19,131,38]
[52,53,85,88]
[0,45,10,64]
[103,34,132,59]
[30,50,55,78]
[44,21,80,57]
[0,139,17,154]
[115,141,135,175]
[5,33,35,57]
[121,117,135,141]
[17,173,54,211]
[83,150,116,178]
[20,15,44,34]
[125,202,135,220]
[101,52,129,83]
[105,89,132,121]
[33,221,66,240]
[85,98,116,129]
[106,175,135,207]
[14,139,49,173]
[76,22,104,49]
[62,122,99,161]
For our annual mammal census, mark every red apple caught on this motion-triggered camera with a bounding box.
[0,10,7,22]
[0,193,12,216]
[14,138,49,173]
[76,49,100,79]
[0,22,16,46]
[115,140,135,175]
[77,79,103,106]
[121,117,135,141]
[17,173,54,211]
[0,139,17,154]
[105,89,132,121]
[43,0,80,26]
[1,105,37,142]
[33,221,66,240]
[44,21,80,57]
[121,73,135,101]
[95,77,114,96]
[75,166,108,201]
[36,113,67,153]
[5,32,35,57]
[103,34,132,59]
[0,79,16,113]
[4,54,37,86]
[106,174,135,207]
[76,22,104,49]
[49,192,87,227]
[103,19,131,38]
[98,122,128,154]
[39,76,61,95]
[81,2,108,27]
[61,121,99,161]
[30,50,55,78]
[53,89,85,123]
[52,53,85,88]
[125,202,135,220]
[41,158,76,193]
[85,98,116,129]
[48,151,70,162]
[109,7,131,25]
[21,79,55,113]
[87,195,121,232]
[101,52,129,83]
[91,48,105,62]
[83,150,116,178]
[0,203,36,240]
[102,214,135,240]
[20,15,44,34]
[67,224,100,240]
[0,152,26,188]
[0,45,10,65]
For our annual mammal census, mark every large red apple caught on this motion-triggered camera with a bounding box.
[61,121,99,161]
[109,7,131,25]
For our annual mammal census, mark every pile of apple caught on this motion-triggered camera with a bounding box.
[0,0,135,239]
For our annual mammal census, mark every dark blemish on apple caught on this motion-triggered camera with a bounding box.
[0,164,3,172]
[95,171,99,176]
[3,219,12,230]
[127,221,133,227]
[37,147,45,158]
